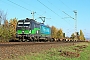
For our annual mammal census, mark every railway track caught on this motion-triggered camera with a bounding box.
[0,42,76,46]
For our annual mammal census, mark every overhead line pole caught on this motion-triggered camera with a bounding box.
[63,11,77,40]
[73,10,77,40]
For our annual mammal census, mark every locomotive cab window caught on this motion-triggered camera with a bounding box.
[24,22,30,27]
[17,22,23,27]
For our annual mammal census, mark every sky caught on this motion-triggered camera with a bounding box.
[0,0,90,38]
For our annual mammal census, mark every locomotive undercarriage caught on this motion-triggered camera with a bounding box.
[16,34,54,42]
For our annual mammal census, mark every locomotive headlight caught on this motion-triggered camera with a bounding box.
[22,31,24,33]
[29,30,31,33]
[36,30,38,34]
[22,31,24,34]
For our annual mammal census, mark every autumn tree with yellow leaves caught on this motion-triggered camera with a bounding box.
[51,26,58,38]
[70,30,85,40]
[9,18,17,38]
[79,30,85,40]
[57,29,64,39]
[0,18,17,42]
[51,26,64,39]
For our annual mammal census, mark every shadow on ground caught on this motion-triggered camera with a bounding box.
[9,39,20,42]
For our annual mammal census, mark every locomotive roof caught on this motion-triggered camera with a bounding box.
[18,18,50,27]
[18,18,35,22]
[18,18,41,24]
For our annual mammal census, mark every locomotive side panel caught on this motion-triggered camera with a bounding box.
[40,24,51,37]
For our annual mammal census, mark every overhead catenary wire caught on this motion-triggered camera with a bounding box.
[37,0,72,26]
[19,0,50,23]
[37,0,68,25]
[7,0,68,20]
[20,0,44,13]
[7,0,32,12]
[7,0,41,17]
[4,0,55,26]
[47,0,62,11]
[59,0,73,11]
[2,0,52,25]
[58,0,78,36]
[37,0,62,17]
[46,0,77,37]
[6,0,72,27]
[62,11,75,20]
[19,0,47,20]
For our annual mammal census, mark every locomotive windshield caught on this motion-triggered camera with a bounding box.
[24,22,30,27]
[17,22,23,27]
[17,22,30,27]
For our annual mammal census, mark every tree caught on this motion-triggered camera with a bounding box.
[0,10,9,42]
[63,33,65,38]
[9,18,17,38]
[51,26,58,38]
[79,30,85,40]
[0,10,7,25]
[0,10,18,42]
[0,26,3,40]
[57,28,63,39]
[0,17,18,42]
[0,20,12,42]
[71,33,75,40]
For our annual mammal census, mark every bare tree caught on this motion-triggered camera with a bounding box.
[0,10,7,25]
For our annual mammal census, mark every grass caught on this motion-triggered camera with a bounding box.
[7,42,90,60]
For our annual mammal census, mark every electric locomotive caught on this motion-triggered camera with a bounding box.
[16,18,53,42]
